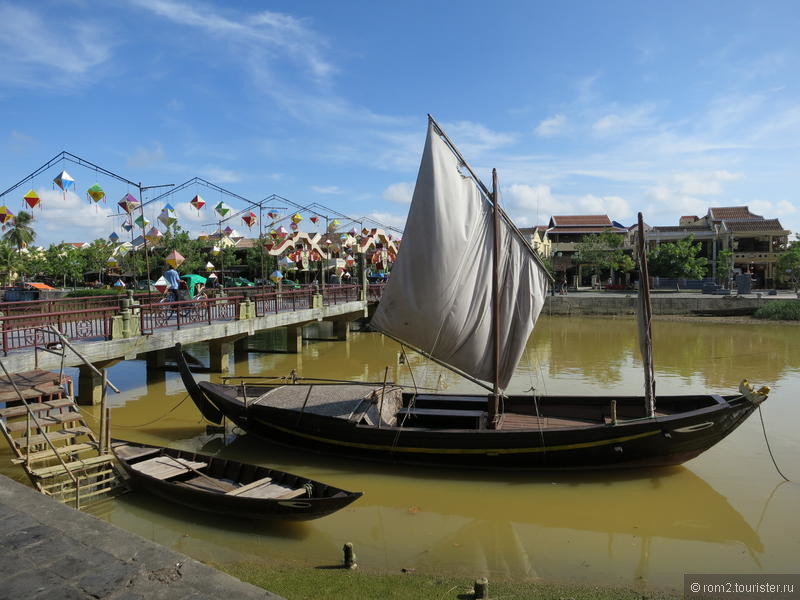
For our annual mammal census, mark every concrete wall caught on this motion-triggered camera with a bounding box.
[542,294,777,316]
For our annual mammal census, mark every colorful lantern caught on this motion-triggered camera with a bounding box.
[205,261,215,273]
[242,212,257,228]
[134,214,149,228]
[106,256,118,269]
[278,256,296,270]
[276,225,288,238]
[291,212,303,225]
[269,270,283,283]
[328,219,340,232]
[87,184,106,204]
[223,226,234,236]
[158,205,177,227]
[23,189,40,210]
[267,211,278,220]
[118,193,139,214]
[146,227,162,242]
[214,201,230,217]
[121,220,134,232]
[53,170,75,195]
[0,206,14,230]
[108,231,120,243]
[190,194,205,213]
[362,227,370,236]
[345,254,355,266]
[165,250,185,268]
[290,222,299,231]
[211,245,221,256]
[310,216,319,224]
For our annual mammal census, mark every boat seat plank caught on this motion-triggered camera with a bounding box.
[232,483,306,500]
[413,394,487,405]
[397,408,486,418]
[176,476,237,493]
[130,456,207,480]
[112,443,162,462]
[225,476,273,496]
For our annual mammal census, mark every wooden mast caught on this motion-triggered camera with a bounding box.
[489,168,501,429]
[637,212,656,417]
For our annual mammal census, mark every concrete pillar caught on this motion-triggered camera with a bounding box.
[77,359,120,406]
[286,325,303,353]
[332,318,350,341]
[145,348,169,369]
[209,334,248,373]
[209,339,232,373]
[234,337,249,361]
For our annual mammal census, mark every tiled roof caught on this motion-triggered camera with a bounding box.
[651,225,712,232]
[725,218,788,233]
[708,206,763,221]
[549,226,627,235]
[549,215,612,227]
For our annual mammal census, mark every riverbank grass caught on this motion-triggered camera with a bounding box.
[753,300,800,320]
[223,563,681,600]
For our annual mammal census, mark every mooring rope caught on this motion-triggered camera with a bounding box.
[758,405,793,483]
[108,394,192,429]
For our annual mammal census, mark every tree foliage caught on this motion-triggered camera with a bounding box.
[573,230,634,278]
[3,210,36,251]
[776,235,800,291]
[646,236,709,289]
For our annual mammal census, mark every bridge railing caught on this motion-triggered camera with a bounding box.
[0,283,385,355]
[1,306,117,355]
[138,296,242,333]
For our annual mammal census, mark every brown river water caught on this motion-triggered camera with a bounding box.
[3,315,799,591]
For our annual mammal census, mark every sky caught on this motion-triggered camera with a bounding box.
[1,0,799,247]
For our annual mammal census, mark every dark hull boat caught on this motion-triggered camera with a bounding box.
[112,438,362,520]
[176,116,770,472]
[177,351,767,470]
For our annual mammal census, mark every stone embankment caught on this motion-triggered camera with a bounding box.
[0,474,284,599]
[542,290,795,316]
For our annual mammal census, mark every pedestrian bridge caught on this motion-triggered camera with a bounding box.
[0,284,384,403]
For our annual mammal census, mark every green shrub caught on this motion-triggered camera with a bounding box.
[753,300,800,321]
[64,288,125,298]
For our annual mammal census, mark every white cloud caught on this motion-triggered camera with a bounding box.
[576,194,632,220]
[442,121,516,157]
[535,114,567,137]
[591,104,656,136]
[504,184,562,225]
[130,0,333,81]
[366,211,406,230]
[127,142,166,169]
[26,189,116,245]
[382,182,413,205]
[311,185,342,195]
[203,166,243,184]
[673,170,742,196]
[0,4,113,89]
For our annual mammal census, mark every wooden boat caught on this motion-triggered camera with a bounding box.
[177,115,769,471]
[111,439,362,520]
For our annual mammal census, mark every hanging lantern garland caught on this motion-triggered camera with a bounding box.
[87,184,106,205]
[242,211,257,229]
[23,189,40,210]
[0,206,14,231]
[190,194,205,214]
[53,170,75,198]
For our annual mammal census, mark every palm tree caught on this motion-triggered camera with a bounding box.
[0,240,19,285]
[3,210,36,252]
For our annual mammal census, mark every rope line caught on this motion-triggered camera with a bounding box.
[758,405,792,482]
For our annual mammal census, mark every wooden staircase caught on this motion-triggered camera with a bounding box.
[0,369,125,508]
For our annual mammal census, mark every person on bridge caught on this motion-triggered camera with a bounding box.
[164,262,181,303]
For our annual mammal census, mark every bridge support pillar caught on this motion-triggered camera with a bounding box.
[286,325,303,353]
[209,334,248,373]
[234,337,249,361]
[77,359,121,406]
[332,318,350,342]
[145,348,169,369]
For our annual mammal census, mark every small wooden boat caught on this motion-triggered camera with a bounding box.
[112,439,362,521]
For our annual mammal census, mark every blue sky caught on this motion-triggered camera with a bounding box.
[1,0,799,247]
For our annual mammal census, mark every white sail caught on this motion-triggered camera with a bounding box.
[371,121,550,389]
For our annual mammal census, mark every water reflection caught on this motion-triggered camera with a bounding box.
[3,315,798,590]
